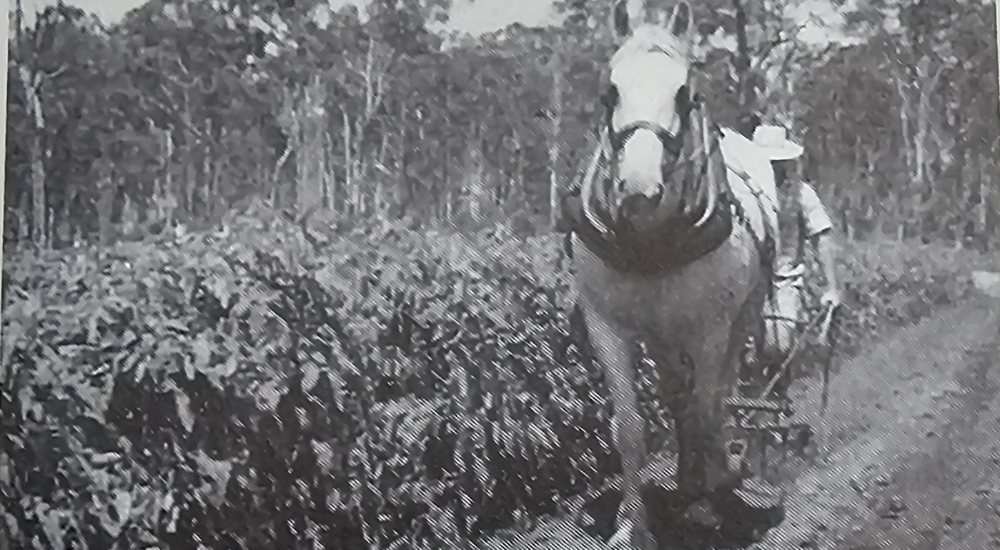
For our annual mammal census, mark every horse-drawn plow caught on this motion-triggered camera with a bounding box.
[725,303,839,480]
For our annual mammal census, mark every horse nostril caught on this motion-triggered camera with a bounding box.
[619,193,660,220]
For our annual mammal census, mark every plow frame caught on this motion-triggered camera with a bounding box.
[724,302,841,478]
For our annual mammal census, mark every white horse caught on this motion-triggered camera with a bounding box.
[562,1,780,548]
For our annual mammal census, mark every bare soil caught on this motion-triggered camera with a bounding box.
[486,297,1000,550]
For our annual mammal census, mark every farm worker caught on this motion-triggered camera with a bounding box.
[745,119,843,363]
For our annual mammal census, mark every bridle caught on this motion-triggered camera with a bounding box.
[584,71,707,235]
[600,81,695,163]
[568,40,773,278]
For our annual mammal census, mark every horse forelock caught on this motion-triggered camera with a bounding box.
[606,24,692,154]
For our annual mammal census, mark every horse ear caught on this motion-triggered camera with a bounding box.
[667,0,693,39]
[611,0,631,40]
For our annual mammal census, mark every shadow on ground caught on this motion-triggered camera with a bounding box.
[578,483,785,550]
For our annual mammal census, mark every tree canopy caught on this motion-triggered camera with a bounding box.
[5,0,998,247]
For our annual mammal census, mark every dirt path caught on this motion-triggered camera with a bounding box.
[759,299,1000,549]
[487,298,1000,550]
[758,303,1000,550]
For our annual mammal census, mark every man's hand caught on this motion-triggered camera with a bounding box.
[820,286,842,310]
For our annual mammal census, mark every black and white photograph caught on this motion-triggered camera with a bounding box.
[2,0,999,548]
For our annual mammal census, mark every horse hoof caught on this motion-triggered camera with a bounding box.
[608,519,634,549]
[607,519,656,550]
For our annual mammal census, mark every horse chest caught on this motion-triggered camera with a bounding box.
[572,232,756,335]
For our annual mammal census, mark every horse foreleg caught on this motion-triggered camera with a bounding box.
[670,313,745,519]
[578,301,653,550]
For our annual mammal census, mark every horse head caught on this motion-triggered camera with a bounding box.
[591,0,720,237]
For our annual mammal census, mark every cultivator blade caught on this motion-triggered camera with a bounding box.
[723,395,793,415]
[723,388,815,478]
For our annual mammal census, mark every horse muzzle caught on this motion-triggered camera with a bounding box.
[613,186,665,229]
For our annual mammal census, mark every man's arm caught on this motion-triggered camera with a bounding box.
[812,229,841,299]
[801,184,842,307]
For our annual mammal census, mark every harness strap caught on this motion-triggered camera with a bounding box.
[724,168,778,364]
[563,105,777,282]
[581,128,610,237]
[763,315,803,323]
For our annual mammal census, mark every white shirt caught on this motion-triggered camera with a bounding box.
[719,128,780,247]
[798,182,834,238]
[718,128,833,265]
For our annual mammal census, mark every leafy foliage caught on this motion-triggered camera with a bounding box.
[0,214,609,549]
[0,212,984,549]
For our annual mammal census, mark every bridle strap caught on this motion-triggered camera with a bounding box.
[610,120,684,158]
[581,128,611,236]
[588,97,714,235]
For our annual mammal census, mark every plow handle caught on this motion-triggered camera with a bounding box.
[819,304,841,416]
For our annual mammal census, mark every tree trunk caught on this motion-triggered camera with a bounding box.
[203,119,213,223]
[915,98,927,186]
[733,0,753,110]
[29,128,46,248]
[981,154,990,236]
[466,120,484,222]
[324,129,335,211]
[57,191,72,246]
[548,54,564,229]
[14,194,28,242]
[95,161,115,252]
[439,78,452,224]
[378,128,388,168]
[514,127,524,202]
[398,102,411,216]
[19,67,47,249]
[343,109,354,214]
[364,39,375,117]
[914,57,946,190]
[347,38,392,203]
[153,126,164,223]
[898,80,912,176]
[46,206,55,249]
[164,126,176,228]
[297,76,327,218]
[184,153,197,221]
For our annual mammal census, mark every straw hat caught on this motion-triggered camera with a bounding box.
[752,125,804,161]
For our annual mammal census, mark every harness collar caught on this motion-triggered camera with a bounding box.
[566,105,738,275]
